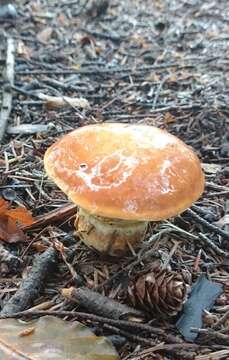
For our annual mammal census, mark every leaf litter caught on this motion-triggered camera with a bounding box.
[0,199,33,243]
[0,0,229,359]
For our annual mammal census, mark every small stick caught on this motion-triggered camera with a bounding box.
[1,247,57,315]
[198,233,226,256]
[0,37,15,143]
[16,62,194,76]
[23,204,77,230]
[193,249,202,271]
[212,310,229,329]
[7,124,53,135]
[62,286,144,320]
[102,323,156,346]
[191,327,229,343]
[185,209,229,241]
[195,350,229,360]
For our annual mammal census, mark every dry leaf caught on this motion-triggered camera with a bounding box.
[202,163,222,174]
[37,27,53,43]
[0,198,33,243]
[0,198,8,214]
[0,316,120,360]
[214,215,229,228]
[38,93,90,110]
[164,112,176,124]
[17,41,32,59]
[0,216,26,243]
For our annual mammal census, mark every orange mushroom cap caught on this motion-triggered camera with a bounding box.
[44,123,205,221]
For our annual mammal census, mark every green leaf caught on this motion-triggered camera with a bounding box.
[0,315,120,360]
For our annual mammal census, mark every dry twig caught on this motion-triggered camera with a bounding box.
[0,37,15,143]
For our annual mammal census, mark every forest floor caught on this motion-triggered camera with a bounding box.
[0,0,229,359]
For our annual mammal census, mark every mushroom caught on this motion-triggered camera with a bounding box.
[44,123,205,256]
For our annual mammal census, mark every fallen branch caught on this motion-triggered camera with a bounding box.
[62,286,144,320]
[23,203,77,231]
[1,247,57,315]
[0,37,15,143]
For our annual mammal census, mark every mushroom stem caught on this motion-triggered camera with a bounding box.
[75,207,148,256]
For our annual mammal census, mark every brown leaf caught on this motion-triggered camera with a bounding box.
[0,199,33,243]
[0,216,27,243]
[7,207,34,226]
[164,112,176,124]
[0,198,8,214]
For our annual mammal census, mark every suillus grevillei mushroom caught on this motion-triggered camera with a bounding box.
[44,123,205,256]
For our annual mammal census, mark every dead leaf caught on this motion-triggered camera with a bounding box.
[0,216,26,243]
[0,315,120,360]
[6,207,34,226]
[38,93,90,110]
[164,112,176,124]
[17,41,32,60]
[0,199,33,243]
[214,215,229,228]
[37,27,53,43]
[202,163,222,174]
[0,198,8,214]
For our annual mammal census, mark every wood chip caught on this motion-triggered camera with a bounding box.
[37,93,90,110]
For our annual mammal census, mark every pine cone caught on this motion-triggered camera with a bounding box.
[128,267,189,316]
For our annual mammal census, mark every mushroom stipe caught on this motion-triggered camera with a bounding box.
[75,207,148,255]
